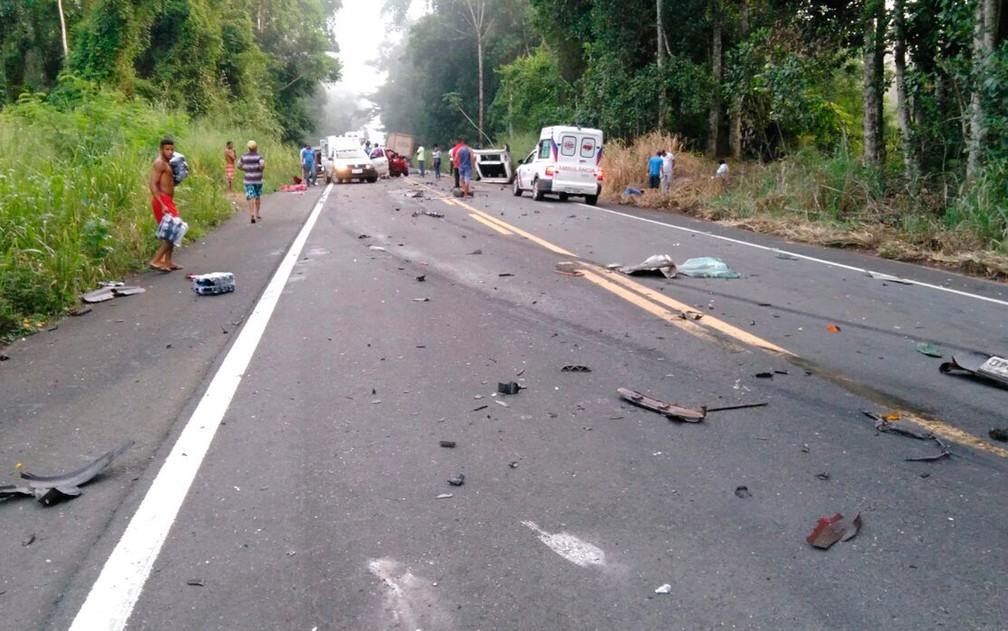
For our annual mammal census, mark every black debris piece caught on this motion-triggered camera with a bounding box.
[754,372,774,379]
[21,533,36,547]
[416,274,426,282]
[439,440,456,448]
[905,451,951,462]
[498,381,521,395]
[186,579,206,587]
[448,474,465,486]
[705,402,769,413]
[472,405,488,412]
[357,233,371,239]
[69,307,92,317]
[734,486,752,499]
[467,248,482,255]
[0,354,8,362]
[940,352,1008,388]
[508,461,519,469]
[561,365,592,372]
[1,441,134,507]
[815,472,830,480]
[990,428,1008,442]
[498,273,514,277]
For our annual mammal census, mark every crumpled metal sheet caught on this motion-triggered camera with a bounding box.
[807,512,862,549]
[619,254,677,278]
[940,352,1008,388]
[1,441,133,507]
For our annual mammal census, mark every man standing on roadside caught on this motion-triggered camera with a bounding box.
[432,144,442,179]
[456,137,475,198]
[300,144,314,186]
[660,149,675,193]
[647,150,663,189]
[451,137,463,189]
[149,138,182,271]
[238,140,266,223]
[224,141,237,193]
[416,145,426,177]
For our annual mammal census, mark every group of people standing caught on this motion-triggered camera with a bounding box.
[647,149,676,193]
[408,140,475,194]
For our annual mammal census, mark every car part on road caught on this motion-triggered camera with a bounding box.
[82,282,146,303]
[439,441,456,448]
[734,485,752,499]
[677,257,741,279]
[561,365,592,372]
[866,270,913,284]
[191,272,235,296]
[862,410,933,440]
[619,254,677,278]
[617,387,706,422]
[826,323,842,333]
[447,474,465,486]
[807,512,862,549]
[939,352,1008,388]
[497,381,521,395]
[1,441,133,506]
[916,342,942,358]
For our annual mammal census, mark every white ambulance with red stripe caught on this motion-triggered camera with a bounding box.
[513,126,604,205]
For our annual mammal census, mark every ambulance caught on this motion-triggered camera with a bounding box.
[512,126,604,205]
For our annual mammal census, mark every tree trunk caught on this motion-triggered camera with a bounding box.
[707,1,722,158]
[862,0,885,169]
[893,0,918,180]
[657,0,665,130]
[966,0,997,181]
[729,0,748,161]
[57,0,69,58]
[463,0,488,143]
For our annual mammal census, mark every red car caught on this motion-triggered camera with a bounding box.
[386,149,409,177]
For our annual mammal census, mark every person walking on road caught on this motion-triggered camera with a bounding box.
[224,141,237,194]
[432,144,442,179]
[647,151,663,189]
[300,144,314,186]
[149,138,182,272]
[456,138,475,198]
[238,140,266,223]
[416,145,426,177]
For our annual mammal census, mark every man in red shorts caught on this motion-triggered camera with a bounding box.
[148,138,182,271]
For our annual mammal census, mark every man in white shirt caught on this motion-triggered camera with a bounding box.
[660,150,675,193]
[714,159,729,179]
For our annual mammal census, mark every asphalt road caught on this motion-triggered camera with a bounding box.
[1,174,1006,630]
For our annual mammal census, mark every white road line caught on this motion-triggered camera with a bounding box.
[579,203,1008,308]
[69,185,334,631]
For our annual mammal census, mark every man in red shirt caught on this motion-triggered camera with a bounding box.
[450,138,463,188]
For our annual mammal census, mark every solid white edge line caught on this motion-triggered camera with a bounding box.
[69,184,334,631]
[578,203,1008,308]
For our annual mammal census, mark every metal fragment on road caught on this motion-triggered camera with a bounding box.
[939,352,1008,388]
[619,254,677,278]
[807,512,862,549]
[617,387,705,422]
[866,270,913,284]
[3,441,134,506]
[436,493,453,499]
[447,474,465,486]
[497,381,521,395]
[369,245,387,251]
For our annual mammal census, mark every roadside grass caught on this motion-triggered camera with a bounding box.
[600,132,1008,277]
[0,88,297,341]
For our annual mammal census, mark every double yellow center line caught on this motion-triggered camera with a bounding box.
[425,184,1008,459]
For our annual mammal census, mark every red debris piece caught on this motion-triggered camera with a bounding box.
[807,512,862,549]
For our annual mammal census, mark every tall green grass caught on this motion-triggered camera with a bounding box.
[0,85,296,340]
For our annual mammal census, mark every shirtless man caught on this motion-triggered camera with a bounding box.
[224,140,237,193]
[148,138,182,271]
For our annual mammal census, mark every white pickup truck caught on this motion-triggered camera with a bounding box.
[512,126,604,205]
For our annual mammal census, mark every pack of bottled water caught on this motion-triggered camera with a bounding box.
[191,272,235,296]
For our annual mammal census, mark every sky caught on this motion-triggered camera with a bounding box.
[328,0,428,139]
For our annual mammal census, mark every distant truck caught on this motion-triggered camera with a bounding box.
[386,133,415,159]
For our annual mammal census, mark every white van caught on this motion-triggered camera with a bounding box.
[512,126,603,205]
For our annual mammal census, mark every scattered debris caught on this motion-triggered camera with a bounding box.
[0,354,9,361]
[754,372,774,379]
[734,486,752,499]
[561,365,592,372]
[555,261,579,274]
[369,245,386,252]
[866,270,913,284]
[508,461,519,469]
[404,190,424,198]
[677,257,740,279]
[826,323,841,333]
[191,272,235,296]
[436,493,453,499]
[654,584,673,595]
[617,387,705,422]
[447,474,465,486]
[0,441,133,506]
[68,307,93,317]
[495,400,509,407]
[81,283,146,304]
[186,579,206,587]
[413,297,430,302]
[415,274,426,282]
[940,352,1008,388]
[905,451,951,462]
[916,342,942,358]
[497,381,521,395]
[807,512,862,549]
[21,533,36,547]
[774,251,799,260]
[421,210,444,218]
[990,428,1008,442]
[472,404,488,412]
[439,440,456,448]
[357,233,371,239]
[704,402,768,413]
[619,254,677,278]
[516,368,525,377]
[467,248,483,255]
[815,472,830,481]
[498,272,514,277]
[863,411,933,440]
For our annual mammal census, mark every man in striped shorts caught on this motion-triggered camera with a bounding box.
[237,140,266,223]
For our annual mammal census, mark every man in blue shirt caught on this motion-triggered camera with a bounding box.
[300,145,314,186]
[647,151,663,189]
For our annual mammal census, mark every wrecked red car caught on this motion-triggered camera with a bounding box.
[386,149,409,177]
